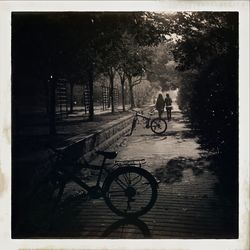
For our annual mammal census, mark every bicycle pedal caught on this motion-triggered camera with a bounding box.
[84,196,91,202]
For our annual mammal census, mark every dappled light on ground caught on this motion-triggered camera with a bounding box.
[154,156,211,184]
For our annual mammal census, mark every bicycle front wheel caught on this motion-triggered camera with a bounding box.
[150,118,167,135]
[103,166,158,217]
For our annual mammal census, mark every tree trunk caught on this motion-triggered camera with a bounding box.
[69,82,74,113]
[121,81,125,111]
[128,75,135,109]
[109,69,115,113]
[110,77,114,113]
[119,74,126,112]
[88,68,94,121]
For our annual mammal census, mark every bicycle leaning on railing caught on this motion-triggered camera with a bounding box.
[130,109,167,135]
[27,147,159,218]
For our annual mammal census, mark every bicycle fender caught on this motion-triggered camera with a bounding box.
[102,166,159,193]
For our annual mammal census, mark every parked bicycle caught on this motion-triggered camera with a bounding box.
[28,147,158,219]
[130,109,167,135]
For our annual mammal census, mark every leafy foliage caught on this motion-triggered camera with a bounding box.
[12,12,166,110]
[147,43,181,91]
[173,12,238,198]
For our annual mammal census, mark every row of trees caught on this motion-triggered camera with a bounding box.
[172,12,238,157]
[12,12,168,125]
[12,12,239,172]
[169,12,238,208]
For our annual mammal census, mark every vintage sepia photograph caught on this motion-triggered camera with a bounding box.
[0,1,249,249]
[11,11,240,240]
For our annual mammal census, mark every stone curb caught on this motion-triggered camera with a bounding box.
[60,113,134,161]
[16,113,134,185]
[16,106,155,190]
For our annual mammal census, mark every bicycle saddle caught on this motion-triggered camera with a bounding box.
[96,151,118,159]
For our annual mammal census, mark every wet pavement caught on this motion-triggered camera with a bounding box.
[18,111,237,239]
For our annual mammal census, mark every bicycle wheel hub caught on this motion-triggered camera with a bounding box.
[125,187,136,198]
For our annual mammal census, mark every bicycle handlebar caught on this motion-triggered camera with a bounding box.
[49,146,65,156]
[131,108,155,117]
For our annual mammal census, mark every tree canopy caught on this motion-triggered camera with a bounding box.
[169,12,238,199]
[12,12,167,113]
[12,12,239,157]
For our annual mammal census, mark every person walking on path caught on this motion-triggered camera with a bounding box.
[155,93,165,119]
[165,93,172,121]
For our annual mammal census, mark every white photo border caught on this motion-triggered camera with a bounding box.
[0,1,249,250]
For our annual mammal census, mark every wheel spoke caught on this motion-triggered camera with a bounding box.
[113,176,128,190]
[123,171,131,185]
[129,174,143,187]
[136,184,153,195]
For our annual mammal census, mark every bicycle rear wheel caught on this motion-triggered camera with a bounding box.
[150,118,167,135]
[103,166,158,217]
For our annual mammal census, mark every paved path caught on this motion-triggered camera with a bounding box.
[23,111,236,239]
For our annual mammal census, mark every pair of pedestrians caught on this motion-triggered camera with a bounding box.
[155,93,172,121]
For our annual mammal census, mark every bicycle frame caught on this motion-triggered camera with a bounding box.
[134,112,152,126]
[32,148,159,219]
[71,157,147,190]
[130,109,167,136]
[52,149,112,193]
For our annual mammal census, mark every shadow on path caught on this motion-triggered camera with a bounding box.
[154,156,211,184]
[101,218,151,239]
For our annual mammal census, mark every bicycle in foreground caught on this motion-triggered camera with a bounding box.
[28,148,158,219]
[130,109,167,136]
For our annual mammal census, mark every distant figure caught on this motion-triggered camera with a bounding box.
[155,94,165,119]
[165,93,172,121]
